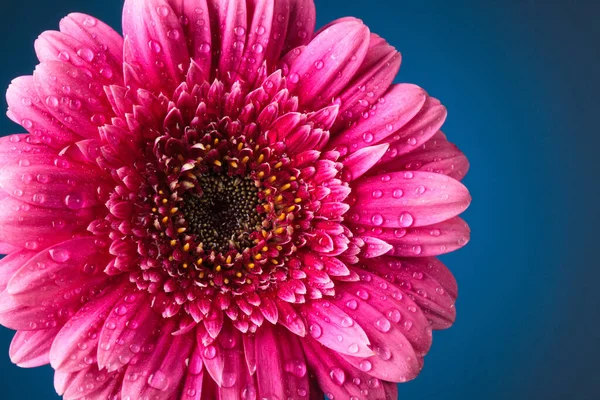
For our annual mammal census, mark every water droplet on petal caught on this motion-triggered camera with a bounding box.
[329,367,346,385]
[372,190,383,199]
[148,370,169,391]
[49,248,70,263]
[371,214,383,226]
[358,360,372,372]
[399,212,414,227]
[375,317,391,332]
[309,323,322,338]
[314,60,324,70]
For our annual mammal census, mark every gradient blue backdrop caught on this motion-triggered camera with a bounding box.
[1,0,598,399]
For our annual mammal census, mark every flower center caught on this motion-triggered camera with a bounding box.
[182,174,262,253]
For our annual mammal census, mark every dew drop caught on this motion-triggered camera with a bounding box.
[329,367,346,385]
[398,212,414,227]
[148,40,162,53]
[346,299,358,310]
[371,214,383,226]
[314,60,324,70]
[156,5,170,17]
[77,47,95,62]
[309,323,322,338]
[358,360,372,372]
[49,248,70,263]
[371,190,383,199]
[375,317,391,332]
[234,26,245,36]
[148,371,169,391]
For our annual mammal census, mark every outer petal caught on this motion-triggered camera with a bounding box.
[0,250,37,291]
[0,135,106,210]
[0,194,97,250]
[49,280,127,372]
[6,76,80,147]
[342,143,389,181]
[332,33,401,133]
[180,342,205,400]
[328,84,427,155]
[33,61,115,139]
[376,131,470,181]
[376,216,469,257]
[122,322,193,399]
[9,328,59,368]
[362,257,458,329]
[302,339,387,399]
[282,0,316,53]
[350,171,471,228]
[166,0,213,80]
[97,292,160,372]
[303,300,373,357]
[287,19,370,108]
[35,14,124,86]
[255,325,311,398]
[123,0,191,95]
[7,237,112,306]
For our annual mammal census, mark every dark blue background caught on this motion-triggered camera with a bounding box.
[1,0,598,399]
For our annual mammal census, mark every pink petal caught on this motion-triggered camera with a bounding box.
[332,289,422,382]
[97,292,159,372]
[5,76,80,147]
[206,0,247,82]
[122,323,193,399]
[384,382,399,399]
[0,137,106,210]
[302,338,387,399]
[350,171,471,227]
[235,0,289,84]
[59,13,124,78]
[122,0,190,95]
[0,195,97,250]
[332,33,401,133]
[49,281,126,372]
[361,257,458,329]
[287,19,370,108]
[377,131,470,181]
[166,0,212,81]
[378,97,447,159]
[254,325,310,398]
[62,365,121,400]
[35,18,124,86]
[198,325,248,390]
[8,238,112,306]
[359,236,393,258]
[180,342,205,400]
[328,84,427,155]
[282,0,316,53]
[342,143,389,181]
[0,289,81,331]
[361,216,470,257]
[10,328,59,367]
[33,61,114,139]
[0,250,37,291]
[303,300,373,357]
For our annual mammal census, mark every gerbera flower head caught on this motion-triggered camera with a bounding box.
[0,0,471,399]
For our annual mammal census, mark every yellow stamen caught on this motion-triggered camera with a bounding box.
[242,156,250,164]
[230,161,238,168]
[257,171,265,179]
[235,272,243,278]
[275,162,283,169]
[262,246,268,252]
[177,227,187,234]
[183,263,188,269]
[215,265,222,272]
[294,198,302,203]
[152,207,157,212]
[268,175,277,183]
[214,160,222,167]
[275,227,285,234]
[183,243,190,252]
[170,207,178,214]
[281,183,291,191]
[257,154,265,163]
[170,240,177,246]
[287,205,296,212]
[224,278,230,284]
[162,198,168,204]
[254,254,263,260]
[161,216,169,224]
[226,255,232,264]
[247,263,255,269]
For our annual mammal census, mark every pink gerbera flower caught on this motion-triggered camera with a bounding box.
[0,0,471,399]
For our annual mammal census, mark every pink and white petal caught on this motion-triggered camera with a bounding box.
[360,216,470,257]
[166,0,212,79]
[8,237,112,306]
[377,131,470,181]
[302,339,387,399]
[0,250,37,291]
[350,171,471,228]
[58,13,124,81]
[122,0,190,95]
[6,76,80,146]
[97,291,160,372]
[9,328,60,368]
[255,325,310,398]
[332,290,422,382]
[122,323,193,399]
[361,257,458,329]
[180,342,205,400]
[282,0,316,53]
[33,61,114,139]
[287,19,370,108]
[342,143,389,181]
[332,34,401,133]
[49,280,127,372]
[0,195,97,250]
[328,84,427,155]
[303,300,373,357]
